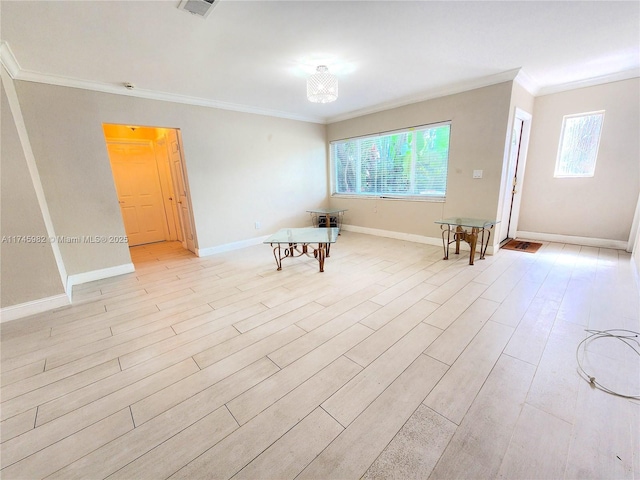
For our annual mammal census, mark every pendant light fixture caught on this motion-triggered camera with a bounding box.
[307,65,338,103]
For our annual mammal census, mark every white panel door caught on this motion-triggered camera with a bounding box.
[167,130,196,253]
[108,142,168,247]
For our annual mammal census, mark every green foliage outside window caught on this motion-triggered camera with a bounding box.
[332,123,450,200]
[555,112,604,178]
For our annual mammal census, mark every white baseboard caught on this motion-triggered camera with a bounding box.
[342,224,440,246]
[66,263,136,292]
[197,235,270,257]
[342,224,498,255]
[0,263,134,322]
[516,231,628,251]
[1,294,70,323]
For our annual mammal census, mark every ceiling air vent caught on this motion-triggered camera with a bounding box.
[178,0,218,18]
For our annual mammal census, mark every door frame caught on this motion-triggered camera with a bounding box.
[499,107,532,243]
[103,125,198,254]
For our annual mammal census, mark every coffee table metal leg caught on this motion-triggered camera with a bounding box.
[480,226,492,259]
[271,244,283,270]
[270,240,333,272]
[468,228,479,265]
[318,243,326,272]
[440,224,451,260]
[455,226,465,255]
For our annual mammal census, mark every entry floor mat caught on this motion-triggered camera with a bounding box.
[501,239,543,254]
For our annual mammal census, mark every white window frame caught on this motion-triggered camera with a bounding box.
[554,110,605,178]
[330,121,451,202]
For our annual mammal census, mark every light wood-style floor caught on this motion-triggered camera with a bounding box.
[1,232,639,479]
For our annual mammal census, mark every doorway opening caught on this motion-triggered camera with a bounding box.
[102,124,196,254]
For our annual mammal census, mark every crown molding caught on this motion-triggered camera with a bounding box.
[513,68,540,96]
[536,67,640,97]
[327,68,523,124]
[0,41,324,124]
[0,42,21,78]
[328,66,640,123]
[19,70,325,124]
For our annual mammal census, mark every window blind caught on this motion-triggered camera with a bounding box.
[331,122,451,200]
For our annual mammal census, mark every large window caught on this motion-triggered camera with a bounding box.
[331,122,451,201]
[554,111,604,178]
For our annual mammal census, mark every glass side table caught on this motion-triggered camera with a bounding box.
[434,217,500,265]
[307,208,347,231]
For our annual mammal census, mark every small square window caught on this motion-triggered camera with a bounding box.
[554,111,604,178]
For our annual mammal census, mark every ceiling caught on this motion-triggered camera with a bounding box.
[1,1,638,124]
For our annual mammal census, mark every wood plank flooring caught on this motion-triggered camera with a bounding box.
[1,232,639,479]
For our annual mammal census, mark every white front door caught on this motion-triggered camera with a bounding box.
[108,142,168,247]
[167,130,196,253]
[499,108,532,243]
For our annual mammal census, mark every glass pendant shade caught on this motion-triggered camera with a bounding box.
[307,65,338,103]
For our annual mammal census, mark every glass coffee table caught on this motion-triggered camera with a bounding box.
[264,227,339,272]
[434,217,499,265]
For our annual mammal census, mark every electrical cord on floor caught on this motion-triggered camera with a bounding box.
[575,329,640,399]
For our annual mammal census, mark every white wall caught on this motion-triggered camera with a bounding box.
[1,78,66,308]
[518,78,640,244]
